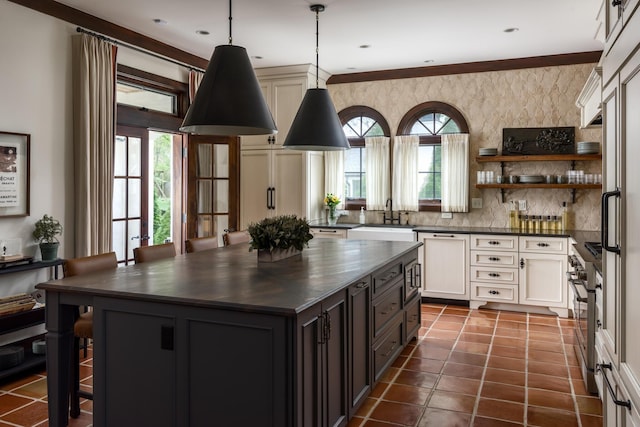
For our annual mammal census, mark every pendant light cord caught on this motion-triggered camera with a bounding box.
[228,0,233,44]
[315,7,320,88]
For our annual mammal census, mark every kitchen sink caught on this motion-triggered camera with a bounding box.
[347,226,417,242]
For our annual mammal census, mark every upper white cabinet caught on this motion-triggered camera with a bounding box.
[242,65,329,149]
[576,66,603,128]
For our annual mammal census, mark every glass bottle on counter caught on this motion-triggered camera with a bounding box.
[509,201,519,230]
[561,201,573,231]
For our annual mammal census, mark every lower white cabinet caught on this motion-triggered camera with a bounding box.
[518,236,568,316]
[418,233,469,300]
[311,228,347,239]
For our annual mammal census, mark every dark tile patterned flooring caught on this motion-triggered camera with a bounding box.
[0,303,601,426]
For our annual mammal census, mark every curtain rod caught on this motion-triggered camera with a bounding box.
[76,27,205,73]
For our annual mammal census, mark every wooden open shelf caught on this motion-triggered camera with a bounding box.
[476,154,602,163]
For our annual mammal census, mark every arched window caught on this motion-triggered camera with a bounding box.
[338,106,390,209]
[397,101,469,211]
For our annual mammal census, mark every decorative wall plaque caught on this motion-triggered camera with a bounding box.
[502,127,575,155]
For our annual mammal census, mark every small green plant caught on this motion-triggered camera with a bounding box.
[33,214,63,243]
[248,214,313,253]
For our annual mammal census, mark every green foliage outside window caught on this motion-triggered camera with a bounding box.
[153,134,172,244]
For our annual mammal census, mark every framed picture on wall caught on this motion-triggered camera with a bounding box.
[0,131,30,217]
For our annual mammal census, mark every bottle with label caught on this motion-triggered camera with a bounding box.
[359,207,366,224]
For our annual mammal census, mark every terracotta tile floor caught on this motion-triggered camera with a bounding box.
[0,303,602,426]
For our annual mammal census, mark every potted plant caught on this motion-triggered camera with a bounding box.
[248,214,314,262]
[33,214,63,261]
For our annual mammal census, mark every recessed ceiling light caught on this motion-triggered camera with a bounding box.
[424,60,434,63]
[504,27,519,33]
[252,56,263,60]
[195,30,210,35]
[359,44,371,49]
[152,18,168,25]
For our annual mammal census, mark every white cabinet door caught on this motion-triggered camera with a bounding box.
[271,78,308,146]
[519,252,567,308]
[240,150,271,229]
[418,233,469,300]
[620,45,640,416]
[273,149,305,218]
[240,81,273,148]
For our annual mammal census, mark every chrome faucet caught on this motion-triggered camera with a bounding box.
[383,198,401,224]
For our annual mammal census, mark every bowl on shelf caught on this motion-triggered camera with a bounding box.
[479,148,498,156]
[519,175,545,183]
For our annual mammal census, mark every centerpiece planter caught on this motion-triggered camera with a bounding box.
[248,214,313,263]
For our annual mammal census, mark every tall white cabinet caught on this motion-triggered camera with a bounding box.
[240,65,327,229]
[598,1,640,426]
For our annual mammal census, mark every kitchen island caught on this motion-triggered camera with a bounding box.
[37,239,421,427]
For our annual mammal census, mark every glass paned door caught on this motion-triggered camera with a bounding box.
[114,126,183,264]
[113,126,148,264]
[187,135,239,247]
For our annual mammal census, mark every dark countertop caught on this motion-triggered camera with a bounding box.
[37,239,421,317]
[312,222,603,273]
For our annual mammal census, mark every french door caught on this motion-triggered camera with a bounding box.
[113,125,184,264]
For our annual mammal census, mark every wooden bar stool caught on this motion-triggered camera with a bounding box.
[222,230,251,246]
[185,236,218,253]
[63,251,118,418]
[133,242,176,263]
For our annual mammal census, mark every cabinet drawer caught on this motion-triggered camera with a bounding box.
[471,235,518,251]
[373,281,403,337]
[470,250,518,268]
[373,316,403,382]
[404,259,420,302]
[404,295,421,342]
[373,283,403,338]
[471,283,518,303]
[470,266,518,285]
[310,228,347,239]
[372,261,403,297]
[519,236,567,254]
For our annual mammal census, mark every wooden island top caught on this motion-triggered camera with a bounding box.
[37,239,421,316]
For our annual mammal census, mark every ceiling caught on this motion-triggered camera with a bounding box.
[53,0,604,75]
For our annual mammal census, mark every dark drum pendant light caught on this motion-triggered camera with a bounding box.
[283,4,350,151]
[180,0,276,136]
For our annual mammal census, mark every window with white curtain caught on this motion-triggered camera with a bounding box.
[336,106,391,210]
[397,101,469,211]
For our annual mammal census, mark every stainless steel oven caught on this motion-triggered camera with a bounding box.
[568,243,600,395]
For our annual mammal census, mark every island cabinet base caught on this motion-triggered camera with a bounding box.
[93,298,290,427]
[43,242,421,427]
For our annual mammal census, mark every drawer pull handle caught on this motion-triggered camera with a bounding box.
[356,282,369,289]
[383,341,398,357]
[433,234,455,238]
[520,258,525,269]
[379,271,399,282]
[597,363,632,409]
[489,257,500,261]
[488,241,500,245]
[488,273,501,278]
[318,229,337,233]
[489,290,500,295]
[537,242,550,247]
[612,0,622,6]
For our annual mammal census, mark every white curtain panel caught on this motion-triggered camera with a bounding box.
[188,70,205,103]
[392,135,419,211]
[441,133,469,212]
[324,151,345,208]
[365,136,390,210]
[72,34,117,256]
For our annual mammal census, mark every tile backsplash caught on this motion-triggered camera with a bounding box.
[329,63,602,230]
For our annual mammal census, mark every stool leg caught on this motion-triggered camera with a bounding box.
[70,337,80,418]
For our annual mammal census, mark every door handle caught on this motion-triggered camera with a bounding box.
[601,189,621,254]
